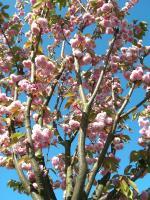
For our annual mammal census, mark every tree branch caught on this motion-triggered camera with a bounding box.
[74,57,87,105]
[120,96,148,119]
[92,172,111,200]
[71,108,88,200]
[85,84,135,196]
[13,154,31,194]
[13,154,43,200]
[25,31,56,199]
[87,29,118,110]
[72,30,119,200]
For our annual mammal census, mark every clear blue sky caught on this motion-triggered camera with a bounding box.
[0,0,150,199]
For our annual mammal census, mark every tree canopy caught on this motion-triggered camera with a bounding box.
[0,0,150,200]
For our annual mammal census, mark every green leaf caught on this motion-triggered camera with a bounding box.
[120,179,130,198]
[0,10,9,20]
[120,134,131,142]
[11,132,25,141]
[2,5,9,10]
[8,180,29,195]
[130,150,148,163]
[103,157,119,171]
[130,151,139,162]
[64,92,75,98]
[5,156,14,168]
[32,0,43,9]
[128,188,134,200]
[127,178,138,192]
[86,150,93,158]
[134,21,148,40]
[124,165,132,175]
[132,112,139,120]
[65,97,75,108]
[51,0,70,9]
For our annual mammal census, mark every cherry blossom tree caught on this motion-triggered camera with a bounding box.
[0,0,150,199]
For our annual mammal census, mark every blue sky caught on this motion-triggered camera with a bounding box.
[0,0,150,199]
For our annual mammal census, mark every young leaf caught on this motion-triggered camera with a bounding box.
[127,178,139,192]
[120,179,130,198]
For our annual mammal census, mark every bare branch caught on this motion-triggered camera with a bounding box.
[120,96,148,119]
[111,77,116,111]
[74,57,87,105]
[77,0,88,12]
[61,41,65,59]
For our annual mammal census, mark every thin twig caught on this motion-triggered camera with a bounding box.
[120,97,148,119]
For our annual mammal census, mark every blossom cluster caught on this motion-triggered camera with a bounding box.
[61,119,80,135]
[32,124,53,149]
[124,66,150,85]
[51,154,66,189]
[70,33,96,66]
[138,114,150,146]
[88,112,112,140]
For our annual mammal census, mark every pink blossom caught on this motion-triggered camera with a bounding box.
[37,17,48,29]
[51,156,59,167]
[0,93,10,102]
[95,112,107,122]
[23,59,32,68]
[114,137,121,145]
[7,100,24,113]
[46,61,55,70]
[61,124,71,134]
[123,71,131,80]
[30,0,36,5]
[114,143,124,150]
[142,72,150,85]
[91,121,105,131]
[70,38,79,48]
[10,74,22,83]
[0,132,10,147]
[35,55,47,67]
[73,49,83,58]
[32,182,38,189]
[0,156,7,166]
[31,22,40,35]
[82,53,92,64]
[27,171,35,181]
[141,191,149,200]
[63,29,71,38]
[82,13,94,25]
[138,137,145,146]
[138,117,149,127]
[69,119,80,129]
[21,163,32,171]
[105,27,114,34]
[32,124,53,149]
[130,67,143,81]
[105,117,113,125]
[101,3,113,13]
[99,19,110,28]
